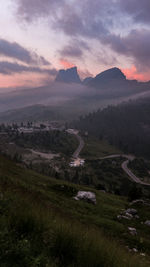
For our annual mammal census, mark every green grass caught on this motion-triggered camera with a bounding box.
[0,155,150,266]
[81,137,121,159]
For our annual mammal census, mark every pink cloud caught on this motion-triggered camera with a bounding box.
[0,73,52,90]
[122,65,150,82]
[59,58,75,69]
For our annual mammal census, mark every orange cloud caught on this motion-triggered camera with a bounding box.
[59,58,75,69]
[0,73,52,90]
[122,65,150,82]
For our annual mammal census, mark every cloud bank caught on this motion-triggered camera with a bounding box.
[14,0,150,81]
[0,38,50,65]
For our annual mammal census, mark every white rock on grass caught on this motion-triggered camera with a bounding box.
[130,199,144,205]
[128,227,137,236]
[144,220,150,226]
[125,212,133,219]
[126,209,137,215]
[117,214,132,220]
[130,199,150,207]
[132,248,138,253]
[140,253,146,257]
[74,191,96,204]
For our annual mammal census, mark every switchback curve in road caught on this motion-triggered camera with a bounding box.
[100,154,150,186]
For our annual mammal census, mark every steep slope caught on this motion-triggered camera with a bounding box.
[55,66,81,83]
[0,155,150,266]
[74,97,150,158]
[0,104,63,122]
[87,67,150,95]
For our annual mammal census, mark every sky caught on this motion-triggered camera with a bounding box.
[0,0,150,89]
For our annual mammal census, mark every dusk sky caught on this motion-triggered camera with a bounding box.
[1,0,150,89]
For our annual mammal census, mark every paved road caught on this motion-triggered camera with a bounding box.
[67,132,150,186]
[100,154,150,186]
[67,129,84,159]
[72,134,84,159]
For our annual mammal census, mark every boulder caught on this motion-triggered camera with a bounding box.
[144,220,150,226]
[126,208,137,215]
[130,199,144,206]
[130,199,150,207]
[74,191,96,204]
[140,253,146,257]
[125,212,133,219]
[117,208,138,221]
[117,215,132,220]
[128,227,137,236]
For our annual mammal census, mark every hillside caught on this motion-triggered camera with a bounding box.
[74,98,150,158]
[0,67,150,122]
[0,105,63,123]
[0,155,150,266]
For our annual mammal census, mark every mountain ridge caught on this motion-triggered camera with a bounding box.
[55,66,81,83]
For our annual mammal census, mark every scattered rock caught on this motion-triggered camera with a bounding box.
[144,220,150,226]
[117,215,132,220]
[130,199,144,205]
[128,227,137,236]
[132,248,138,253]
[140,253,146,257]
[99,190,106,193]
[130,199,150,207]
[117,208,138,220]
[74,191,96,204]
[125,212,133,219]
[126,208,137,215]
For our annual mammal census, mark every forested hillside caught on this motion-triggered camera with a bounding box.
[74,98,150,158]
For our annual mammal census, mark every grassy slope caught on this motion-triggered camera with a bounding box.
[81,137,122,159]
[0,155,150,266]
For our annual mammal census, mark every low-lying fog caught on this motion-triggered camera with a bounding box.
[0,81,150,116]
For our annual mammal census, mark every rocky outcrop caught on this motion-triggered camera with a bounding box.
[74,191,96,204]
[125,209,137,215]
[88,67,126,89]
[55,67,81,84]
[82,77,93,84]
[130,199,150,207]
[117,208,138,220]
[128,227,137,236]
[144,220,150,226]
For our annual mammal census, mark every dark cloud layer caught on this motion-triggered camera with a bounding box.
[0,38,50,65]
[103,29,150,70]
[14,0,150,74]
[59,39,90,58]
[16,0,65,21]
[0,61,57,75]
[120,0,150,24]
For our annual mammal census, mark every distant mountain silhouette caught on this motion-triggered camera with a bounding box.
[55,66,81,83]
[82,77,93,84]
[88,67,127,88]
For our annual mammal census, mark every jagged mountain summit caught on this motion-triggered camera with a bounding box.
[82,77,93,84]
[55,66,81,84]
[94,67,126,81]
[88,67,127,88]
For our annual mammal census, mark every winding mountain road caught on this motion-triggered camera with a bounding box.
[67,129,150,186]
[66,129,84,159]
[72,134,84,158]
[100,154,150,186]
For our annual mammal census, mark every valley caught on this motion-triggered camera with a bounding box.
[1,1,150,265]
[1,96,150,266]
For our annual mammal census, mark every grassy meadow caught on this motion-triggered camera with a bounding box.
[0,155,150,266]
